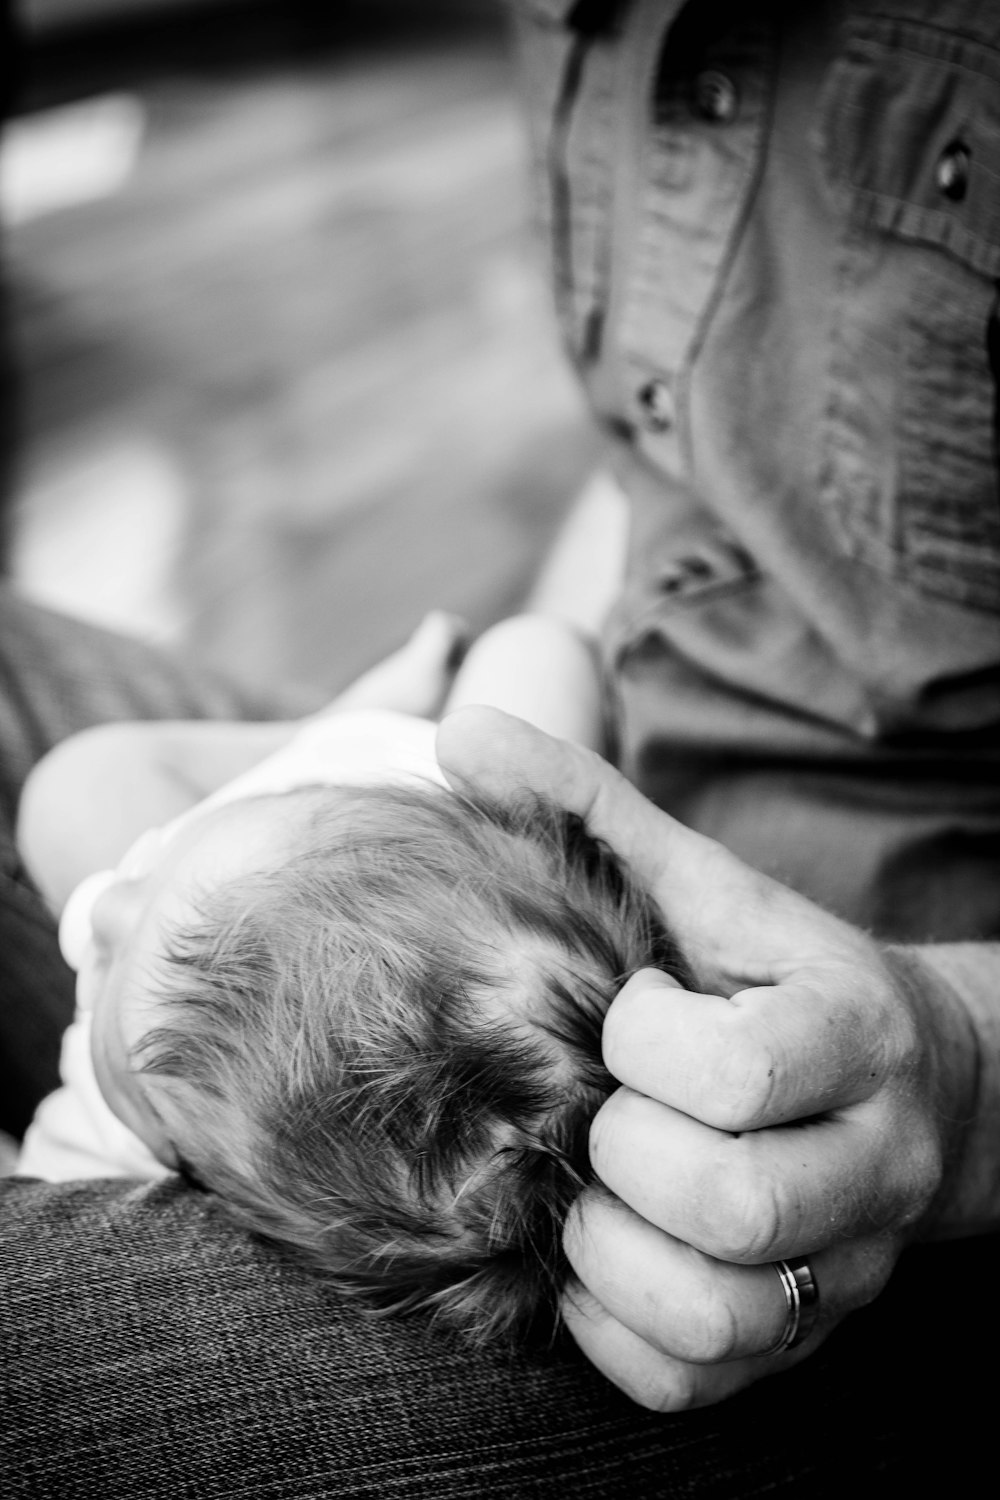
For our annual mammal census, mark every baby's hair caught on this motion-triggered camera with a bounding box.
[133,782,690,1349]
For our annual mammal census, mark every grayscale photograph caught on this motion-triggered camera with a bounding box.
[2,3,998,1496]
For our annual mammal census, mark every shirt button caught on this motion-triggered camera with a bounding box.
[679,555,714,582]
[637,377,675,433]
[659,569,684,594]
[692,70,739,124]
[936,142,970,202]
[659,555,717,595]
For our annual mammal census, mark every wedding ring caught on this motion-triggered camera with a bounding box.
[761,1257,820,1355]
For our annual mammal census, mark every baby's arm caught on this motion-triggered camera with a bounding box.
[17,719,301,914]
[442,614,605,751]
[18,612,467,914]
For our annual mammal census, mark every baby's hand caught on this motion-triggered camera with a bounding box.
[317,612,468,721]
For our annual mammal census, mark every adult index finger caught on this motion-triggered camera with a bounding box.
[604,969,906,1129]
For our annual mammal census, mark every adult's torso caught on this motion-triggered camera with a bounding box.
[512,0,1000,937]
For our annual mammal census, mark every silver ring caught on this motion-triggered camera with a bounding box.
[761,1257,820,1355]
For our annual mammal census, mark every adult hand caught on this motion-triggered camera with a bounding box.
[436,708,992,1410]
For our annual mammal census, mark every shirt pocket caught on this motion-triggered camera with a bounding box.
[815,14,1000,615]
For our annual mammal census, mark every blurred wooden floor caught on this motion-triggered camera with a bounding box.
[3,1,596,700]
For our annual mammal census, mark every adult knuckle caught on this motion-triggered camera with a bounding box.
[682,1288,742,1364]
[892,1116,944,1223]
[561,1194,589,1266]
[702,1159,785,1263]
[600,979,645,1071]
[881,1007,922,1080]
[596,1351,702,1413]
[864,955,926,1076]
[837,1237,898,1315]
[587,1095,628,1179]
[638,1365,705,1414]
[850,1246,895,1311]
[705,1032,780,1131]
[858,1097,942,1230]
[910,1116,944,1189]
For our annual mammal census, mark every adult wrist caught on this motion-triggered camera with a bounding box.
[883,942,1000,1240]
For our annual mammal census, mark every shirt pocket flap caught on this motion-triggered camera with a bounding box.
[818,17,1000,278]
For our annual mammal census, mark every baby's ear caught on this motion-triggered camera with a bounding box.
[88,878,148,957]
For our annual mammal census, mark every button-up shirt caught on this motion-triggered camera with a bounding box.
[511,0,1000,942]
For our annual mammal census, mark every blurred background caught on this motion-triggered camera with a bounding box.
[1,0,596,700]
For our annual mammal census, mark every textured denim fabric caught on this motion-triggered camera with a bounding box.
[511,0,1000,939]
[3,1169,999,1498]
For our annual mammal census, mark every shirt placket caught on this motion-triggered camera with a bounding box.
[613,6,776,486]
[533,5,633,367]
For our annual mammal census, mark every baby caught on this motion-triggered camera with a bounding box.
[17,613,688,1349]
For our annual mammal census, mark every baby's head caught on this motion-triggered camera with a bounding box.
[84,781,689,1349]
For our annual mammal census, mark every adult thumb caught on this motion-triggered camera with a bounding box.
[436,706,726,905]
[436,707,846,983]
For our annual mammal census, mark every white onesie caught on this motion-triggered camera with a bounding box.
[17,709,446,1182]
